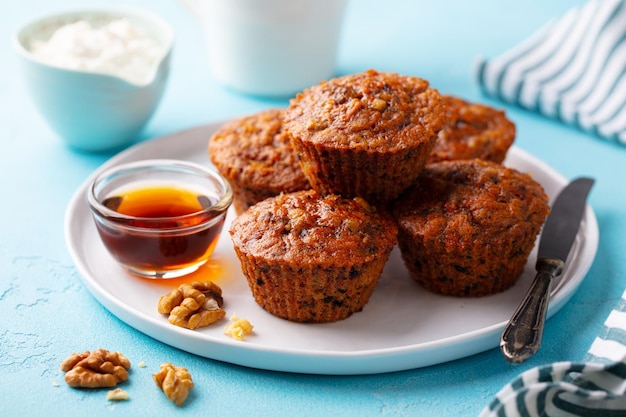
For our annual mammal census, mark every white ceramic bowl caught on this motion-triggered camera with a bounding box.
[13,8,174,152]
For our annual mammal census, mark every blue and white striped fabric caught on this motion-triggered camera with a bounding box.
[476,0,626,145]
[479,289,626,416]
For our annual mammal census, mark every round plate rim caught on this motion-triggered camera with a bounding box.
[64,122,599,374]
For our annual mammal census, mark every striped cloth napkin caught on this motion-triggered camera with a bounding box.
[476,0,626,145]
[479,289,626,416]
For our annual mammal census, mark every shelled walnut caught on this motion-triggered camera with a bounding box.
[153,362,194,407]
[60,349,131,388]
[158,281,226,329]
[224,313,254,341]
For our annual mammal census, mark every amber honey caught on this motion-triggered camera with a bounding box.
[94,185,226,278]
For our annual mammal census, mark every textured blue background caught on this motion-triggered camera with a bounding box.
[3,0,624,416]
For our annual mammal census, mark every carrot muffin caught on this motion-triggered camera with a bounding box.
[429,95,516,164]
[229,190,398,323]
[284,69,446,203]
[391,159,550,297]
[208,109,310,215]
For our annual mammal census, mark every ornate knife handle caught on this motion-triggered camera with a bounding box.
[500,258,565,364]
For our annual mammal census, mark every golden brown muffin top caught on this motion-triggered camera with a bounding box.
[208,109,309,192]
[230,190,397,265]
[429,95,516,164]
[284,69,445,151]
[392,160,550,248]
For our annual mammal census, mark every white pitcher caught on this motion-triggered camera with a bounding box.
[182,0,347,97]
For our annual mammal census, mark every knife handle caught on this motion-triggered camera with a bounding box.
[500,258,564,364]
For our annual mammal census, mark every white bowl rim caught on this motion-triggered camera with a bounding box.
[12,6,175,87]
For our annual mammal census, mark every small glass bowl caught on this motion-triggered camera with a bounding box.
[87,159,232,279]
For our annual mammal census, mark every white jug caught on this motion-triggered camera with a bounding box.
[182,0,347,97]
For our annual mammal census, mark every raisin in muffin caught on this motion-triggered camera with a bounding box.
[208,109,310,214]
[391,159,550,297]
[429,95,516,164]
[229,190,398,322]
[284,69,445,203]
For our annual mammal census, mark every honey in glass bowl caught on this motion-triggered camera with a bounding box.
[87,159,233,279]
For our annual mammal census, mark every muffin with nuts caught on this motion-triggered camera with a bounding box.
[284,69,446,203]
[208,108,311,214]
[391,159,550,297]
[229,189,397,323]
[429,95,516,164]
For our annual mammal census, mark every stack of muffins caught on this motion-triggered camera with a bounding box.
[209,69,550,323]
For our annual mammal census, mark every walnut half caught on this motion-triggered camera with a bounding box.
[158,281,226,329]
[60,349,131,388]
[153,362,194,407]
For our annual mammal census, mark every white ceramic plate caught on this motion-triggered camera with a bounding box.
[65,122,599,375]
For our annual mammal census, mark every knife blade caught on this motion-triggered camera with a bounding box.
[500,177,595,364]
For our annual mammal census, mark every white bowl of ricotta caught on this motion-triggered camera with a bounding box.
[14,8,173,152]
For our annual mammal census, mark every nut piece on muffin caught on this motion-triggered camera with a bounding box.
[391,159,550,297]
[208,109,311,215]
[229,190,398,323]
[284,69,446,203]
[429,95,516,164]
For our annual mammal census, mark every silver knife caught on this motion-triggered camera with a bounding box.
[500,177,595,364]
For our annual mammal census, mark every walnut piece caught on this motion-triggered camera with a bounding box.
[153,362,194,407]
[158,281,226,329]
[224,313,254,341]
[370,98,388,111]
[106,388,129,401]
[60,349,131,388]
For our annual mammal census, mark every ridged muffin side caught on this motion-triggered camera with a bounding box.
[391,159,550,297]
[284,69,445,203]
[229,190,398,322]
